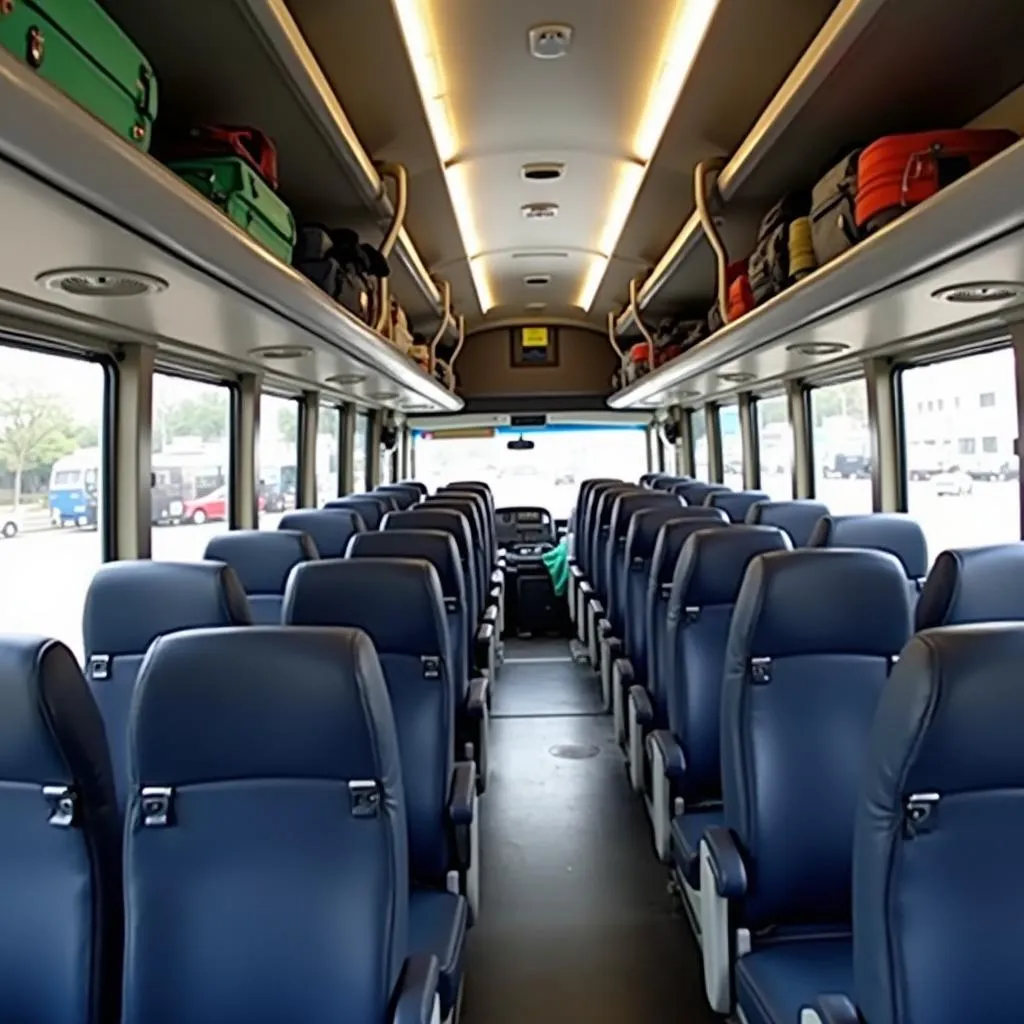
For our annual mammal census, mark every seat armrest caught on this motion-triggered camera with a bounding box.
[614,657,634,687]
[802,995,863,1024]
[628,684,654,725]
[448,761,476,826]
[491,569,503,585]
[475,621,495,646]
[702,826,748,899]
[482,604,499,625]
[569,563,582,576]
[392,953,441,1024]
[649,729,686,779]
[597,617,612,640]
[466,676,488,716]
[579,580,593,596]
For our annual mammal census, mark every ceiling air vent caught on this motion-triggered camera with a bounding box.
[511,250,569,259]
[524,275,551,287]
[522,162,565,182]
[521,202,559,220]
[528,24,573,59]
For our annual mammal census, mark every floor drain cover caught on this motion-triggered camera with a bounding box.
[549,744,599,760]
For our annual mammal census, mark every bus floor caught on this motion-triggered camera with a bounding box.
[460,638,715,1024]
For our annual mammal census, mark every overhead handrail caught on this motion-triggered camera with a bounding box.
[628,277,657,351]
[373,162,409,334]
[445,315,465,391]
[428,279,453,374]
[694,157,730,325]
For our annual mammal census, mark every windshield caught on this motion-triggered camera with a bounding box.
[412,423,647,517]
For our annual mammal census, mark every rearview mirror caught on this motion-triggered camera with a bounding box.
[507,435,535,451]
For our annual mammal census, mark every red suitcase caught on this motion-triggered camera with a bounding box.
[855,129,1017,233]
[166,125,280,189]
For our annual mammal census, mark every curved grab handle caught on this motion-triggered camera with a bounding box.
[606,312,626,364]
[694,158,729,325]
[448,315,465,386]
[628,277,657,351]
[428,279,453,374]
[373,163,409,335]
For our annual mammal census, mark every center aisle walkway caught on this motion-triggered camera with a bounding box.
[461,640,714,1023]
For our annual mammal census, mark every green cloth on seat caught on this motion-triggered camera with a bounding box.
[542,538,569,596]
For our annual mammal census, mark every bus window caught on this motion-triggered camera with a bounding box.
[412,423,647,518]
[151,374,230,558]
[259,394,298,527]
[810,379,872,514]
[719,403,743,488]
[353,410,370,491]
[316,406,341,505]
[691,409,709,481]
[755,394,793,499]
[0,345,105,660]
[900,348,1019,560]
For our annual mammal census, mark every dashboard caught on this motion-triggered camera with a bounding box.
[496,506,555,553]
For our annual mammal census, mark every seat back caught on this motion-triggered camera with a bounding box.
[915,544,1024,629]
[0,636,121,1024]
[744,498,829,546]
[705,489,769,523]
[665,526,790,803]
[435,489,493,574]
[808,513,929,604]
[284,559,453,885]
[375,484,421,509]
[591,486,638,602]
[372,493,401,512]
[675,481,728,505]
[854,623,1024,1024]
[645,510,730,702]
[579,480,625,575]
[204,530,318,624]
[347,529,469,698]
[278,508,366,558]
[651,476,688,491]
[400,479,429,496]
[82,562,252,812]
[722,548,911,931]
[324,496,385,530]
[444,482,495,554]
[122,626,407,1024]
[605,491,681,636]
[622,507,692,680]
[424,496,488,606]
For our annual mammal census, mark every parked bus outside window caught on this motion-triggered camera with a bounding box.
[0,345,105,660]
[900,348,1019,561]
[810,379,872,514]
[756,394,793,499]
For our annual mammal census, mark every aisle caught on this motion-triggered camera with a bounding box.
[460,642,714,1023]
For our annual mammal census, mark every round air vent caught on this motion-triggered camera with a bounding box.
[249,344,313,360]
[36,268,167,297]
[522,162,565,182]
[512,250,569,259]
[326,372,367,386]
[931,282,1024,303]
[786,341,850,356]
[521,202,559,220]
[528,24,573,59]
[524,275,551,287]
[718,371,755,383]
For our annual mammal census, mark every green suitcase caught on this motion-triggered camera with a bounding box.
[169,156,297,264]
[0,0,157,151]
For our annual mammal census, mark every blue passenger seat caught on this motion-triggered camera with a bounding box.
[278,508,366,558]
[915,543,1024,629]
[204,529,318,623]
[283,559,472,1016]
[745,499,829,546]
[706,489,770,523]
[675,481,729,505]
[121,625,442,1024]
[325,496,385,530]
[82,562,252,812]
[808,513,928,604]
[699,548,912,1018]
[803,623,1024,1024]
[0,636,122,1024]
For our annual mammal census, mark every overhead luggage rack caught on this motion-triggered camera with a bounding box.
[608,0,1024,409]
[0,47,462,413]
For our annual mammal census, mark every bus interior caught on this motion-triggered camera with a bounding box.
[1,1,1024,1022]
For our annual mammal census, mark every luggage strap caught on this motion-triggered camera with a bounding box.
[900,144,974,204]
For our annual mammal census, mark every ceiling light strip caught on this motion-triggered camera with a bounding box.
[575,0,720,311]
[391,0,495,313]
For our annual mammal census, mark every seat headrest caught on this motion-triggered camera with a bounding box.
[731,548,911,658]
[866,622,1024,801]
[383,509,471,559]
[131,626,401,789]
[424,497,481,535]
[650,476,685,491]
[204,530,318,594]
[0,635,114,786]
[673,525,792,607]
[84,562,252,656]
[374,486,419,509]
[595,487,636,524]
[278,509,366,558]
[371,493,401,511]
[610,493,680,539]
[675,482,728,504]
[744,499,830,546]
[626,507,692,562]
[347,530,464,601]
[284,558,448,658]
[324,497,383,530]
[915,544,1024,630]
[652,515,730,583]
[809,513,929,579]
[447,480,492,497]
[706,490,770,523]
[399,479,428,496]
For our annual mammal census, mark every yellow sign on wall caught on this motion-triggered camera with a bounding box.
[521,326,549,348]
